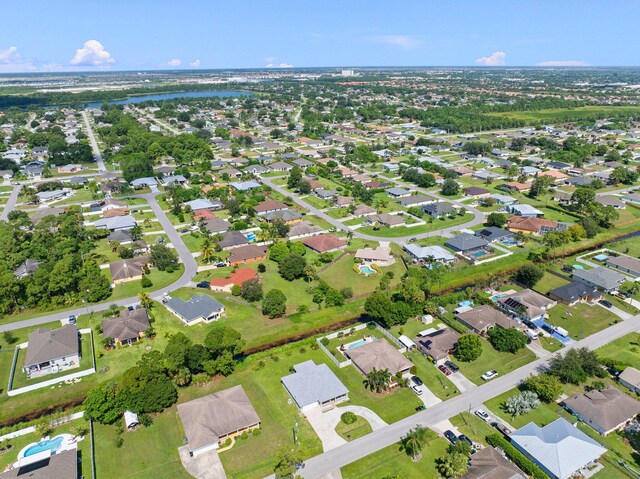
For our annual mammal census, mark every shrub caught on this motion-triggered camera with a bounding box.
[252,428,261,437]
[141,275,153,288]
[486,434,548,479]
[231,284,242,296]
[341,412,357,425]
[139,413,153,427]
[320,337,330,347]
[455,334,483,362]
[238,431,249,440]
[257,263,266,273]
[114,435,124,448]
[410,365,418,375]
[488,327,528,353]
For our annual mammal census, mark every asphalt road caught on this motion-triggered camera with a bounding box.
[287,312,640,479]
[0,184,22,222]
[0,192,198,333]
[82,110,106,172]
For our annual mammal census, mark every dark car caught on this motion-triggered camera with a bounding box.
[458,434,473,447]
[68,314,77,325]
[180,228,189,233]
[196,281,210,288]
[599,299,613,309]
[523,320,538,330]
[444,430,457,444]
[411,376,423,386]
[438,365,452,376]
[215,262,227,268]
[491,421,512,436]
[541,324,555,335]
[445,360,459,373]
[619,291,631,299]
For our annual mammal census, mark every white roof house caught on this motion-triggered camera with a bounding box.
[509,418,607,479]
[404,244,455,263]
[281,360,349,411]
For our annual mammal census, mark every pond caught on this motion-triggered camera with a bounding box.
[85,90,253,107]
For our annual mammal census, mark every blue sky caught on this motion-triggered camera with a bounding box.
[1,0,638,72]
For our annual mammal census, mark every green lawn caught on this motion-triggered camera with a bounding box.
[341,437,448,479]
[106,265,185,300]
[533,271,570,295]
[546,302,619,341]
[449,412,497,444]
[576,421,640,478]
[484,387,566,429]
[597,333,640,365]
[95,409,192,479]
[406,350,460,401]
[487,105,640,122]
[357,214,472,238]
[335,415,372,442]
[538,334,564,353]
[455,339,536,385]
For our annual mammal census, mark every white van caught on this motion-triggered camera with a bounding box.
[554,326,569,338]
[525,329,539,340]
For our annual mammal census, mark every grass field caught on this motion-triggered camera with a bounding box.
[484,387,569,430]
[455,338,536,385]
[597,333,640,365]
[546,302,619,341]
[533,271,570,295]
[335,415,372,441]
[487,105,640,122]
[449,411,497,444]
[341,436,448,479]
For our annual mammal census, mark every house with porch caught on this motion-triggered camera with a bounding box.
[24,324,80,379]
[281,360,349,412]
[101,308,151,346]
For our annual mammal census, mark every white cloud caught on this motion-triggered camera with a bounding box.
[167,58,182,67]
[264,56,277,64]
[41,63,65,72]
[475,51,506,66]
[536,60,589,67]
[0,46,36,72]
[373,35,421,50]
[189,58,201,67]
[70,40,115,66]
[265,62,294,68]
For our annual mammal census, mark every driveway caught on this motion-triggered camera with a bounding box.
[178,446,227,479]
[599,302,633,321]
[448,372,476,393]
[305,405,387,452]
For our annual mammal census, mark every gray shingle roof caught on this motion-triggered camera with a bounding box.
[0,449,77,479]
[572,266,627,291]
[445,233,489,252]
[166,295,224,323]
[563,386,640,434]
[102,309,151,342]
[25,324,79,367]
[281,360,348,409]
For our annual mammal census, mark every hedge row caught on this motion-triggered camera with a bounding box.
[486,433,550,479]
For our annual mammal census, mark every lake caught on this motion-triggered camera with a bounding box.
[85,90,253,107]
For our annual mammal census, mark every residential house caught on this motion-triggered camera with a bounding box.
[385,187,412,198]
[25,324,80,379]
[301,234,347,253]
[0,449,77,479]
[109,256,150,284]
[621,193,640,205]
[475,227,515,245]
[94,215,137,231]
[421,202,455,218]
[445,233,489,255]
[396,195,433,207]
[177,385,260,456]
[548,282,602,306]
[101,308,151,346]
[36,189,70,204]
[203,218,232,234]
[509,419,606,479]
[490,194,518,207]
[166,294,225,325]
[14,259,41,279]
[253,199,288,216]
[563,386,640,436]
[464,187,491,199]
[262,209,302,224]
[498,289,556,321]
[619,367,640,394]
[218,231,249,250]
[230,180,261,191]
[130,177,157,188]
[352,204,376,218]
[507,216,560,236]
[228,245,268,266]
[415,328,459,364]
[184,198,223,212]
[572,266,627,292]
[287,220,324,239]
[355,243,395,266]
[503,182,531,193]
[462,446,525,479]
[606,255,640,278]
[507,204,544,217]
[267,161,293,172]
[456,305,513,334]
[210,268,258,293]
[345,339,413,377]
[403,244,455,264]
[596,195,626,209]
[281,360,349,411]
[366,213,405,228]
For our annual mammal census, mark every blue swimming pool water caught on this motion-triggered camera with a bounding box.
[491,294,507,301]
[459,300,473,307]
[359,265,376,275]
[24,436,63,457]
[348,339,368,350]
[470,250,488,258]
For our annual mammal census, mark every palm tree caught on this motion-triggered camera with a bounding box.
[402,426,429,460]
[363,368,392,393]
[438,451,469,478]
[200,237,216,264]
[138,292,152,310]
[346,231,354,245]
[143,217,152,229]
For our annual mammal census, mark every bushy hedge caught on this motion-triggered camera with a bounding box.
[486,433,550,479]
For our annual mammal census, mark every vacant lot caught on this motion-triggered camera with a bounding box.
[546,302,619,340]
[487,105,640,122]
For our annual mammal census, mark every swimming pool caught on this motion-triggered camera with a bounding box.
[470,250,488,258]
[348,339,368,350]
[491,293,507,301]
[459,300,473,307]
[23,436,63,457]
[359,265,376,276]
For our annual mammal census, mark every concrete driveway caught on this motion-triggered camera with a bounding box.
[448,371,476,393]
[599,302,633,321]
[305,405,387,452]
[178,446,227,479]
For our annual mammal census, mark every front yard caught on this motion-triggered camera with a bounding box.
[545,302,620,341]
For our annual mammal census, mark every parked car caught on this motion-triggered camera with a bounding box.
[475,409,490,422]
[215,262,227,268]
[525,329,539,341]
[409,237,417,243]
[196,281,210,288]
[458,434,473,447]
[411,384,423,396]
[444,430,457,444]
[445,360,459,373]
[411,376,423,386]
[619,291,631,299]
[481,370,498,381]
[438,365,452,376]
[68,314,76,325]
[599,299,613,309]
[180,228,189,233]
[541,324,555,335]
[162,292,171,303]
[492,421,512,436]
[523,320,538,330]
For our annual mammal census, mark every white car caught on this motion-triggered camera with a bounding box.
[475,409,490,422]
[411,384,423,396]
[481,370,498,381]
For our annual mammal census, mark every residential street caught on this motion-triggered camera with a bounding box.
[0,184,21,222]
[287,313,640,479]
[82,109,106,172]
